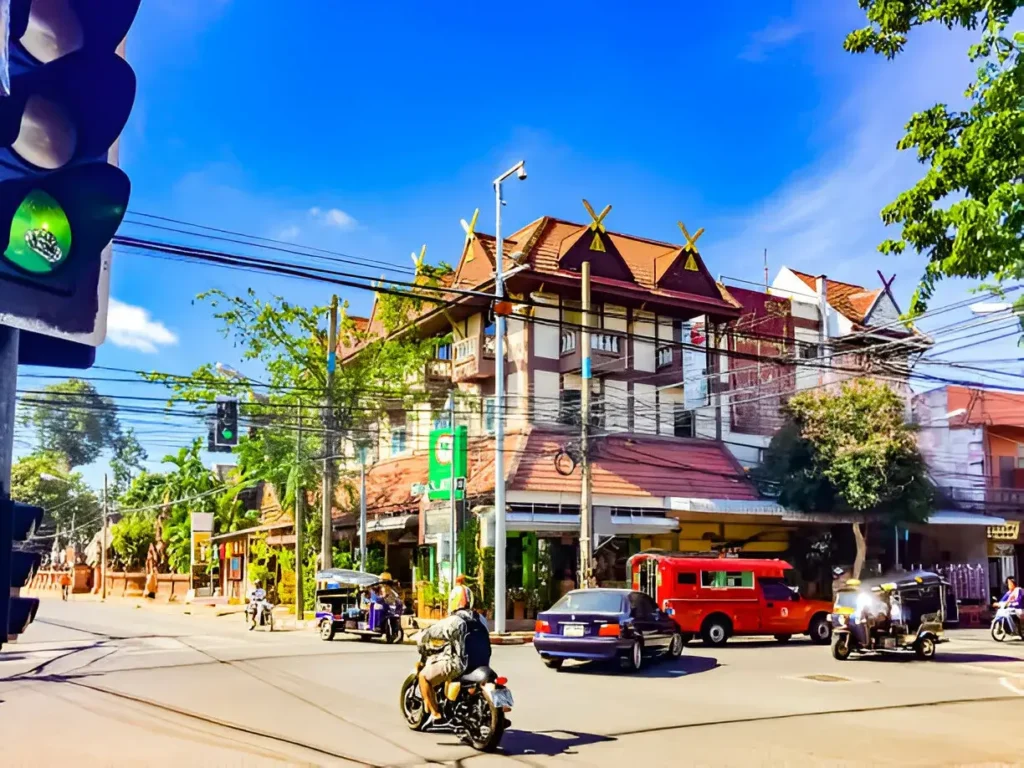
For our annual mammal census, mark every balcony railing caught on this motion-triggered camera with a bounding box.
[560,331,577,355]
[591,333,620,355]
[454,337,477,361]
[941,485,1024,511]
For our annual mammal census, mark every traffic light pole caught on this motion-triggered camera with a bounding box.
[102,474,109,601]
[295,404,304,622]
[0,326,18,488]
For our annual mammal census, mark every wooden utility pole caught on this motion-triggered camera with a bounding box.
[321,296,338,570]
[579,260,594,589]
[101,474,109,601]
[295,404,304,621]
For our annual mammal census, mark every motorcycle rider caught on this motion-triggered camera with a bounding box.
[248,580,269,630]
[416,604,490,729]
[995,576,1024,618]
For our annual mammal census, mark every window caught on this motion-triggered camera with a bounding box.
[551,591,624,613]
[799,343,819,360]
[484,318,495,336]
[701,570,754,588]
[629,592,657,619]
[390,427,407,455]
[677,572,697,585]
[674,405,694,438]
[656,346,673,369]
[559,389,581,426]
[436,342,452,360]
[484,397,496,434]
[760,577,796,602]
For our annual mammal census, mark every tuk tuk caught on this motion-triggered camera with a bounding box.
[830,570,957,661]
[315,569,404,643]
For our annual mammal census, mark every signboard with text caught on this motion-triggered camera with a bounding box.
[428,426,468,500]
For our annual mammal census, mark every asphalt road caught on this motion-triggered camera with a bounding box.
[3,599,1024,767]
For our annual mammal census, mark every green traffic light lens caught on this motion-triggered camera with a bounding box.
[3,189,72,274]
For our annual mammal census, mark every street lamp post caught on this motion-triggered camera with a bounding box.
[492,160,526,635]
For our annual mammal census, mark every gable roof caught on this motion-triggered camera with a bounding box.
[789,270,886,325]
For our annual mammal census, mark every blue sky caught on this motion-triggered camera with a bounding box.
[15,0,1024,485]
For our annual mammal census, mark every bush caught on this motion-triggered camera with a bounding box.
[111,513,154,570]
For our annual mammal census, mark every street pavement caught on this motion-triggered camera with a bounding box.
[3,598,1024,766]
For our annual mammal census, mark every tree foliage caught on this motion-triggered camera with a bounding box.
[846,0,1024,319]
[19,379,121,468]
[11,452,101,550]
[110,428,148,497]
[111,513,154,570]
[762,380,933,520]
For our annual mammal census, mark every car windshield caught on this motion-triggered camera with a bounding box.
[834,591,860,609]
[550,591,624,613]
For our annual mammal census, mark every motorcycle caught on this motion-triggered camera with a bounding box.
[399,653,513,752]
[991,604,1023,642]
[246,599,274,632]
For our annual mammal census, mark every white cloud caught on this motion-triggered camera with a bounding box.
[740,21,803,61]
[714,23,978,287]
[106,298,179,354]
[309,206,357,231]
[276,225,301,241]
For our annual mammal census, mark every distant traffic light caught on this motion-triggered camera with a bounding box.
[0,0,140,349]
[215,397,239,448]
[0,488,44,650]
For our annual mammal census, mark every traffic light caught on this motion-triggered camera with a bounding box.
[215,397,239,448]
[0,487,44,650]
[0,0,140,347]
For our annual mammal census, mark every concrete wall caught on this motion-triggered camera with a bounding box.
[633,382,657,434]
[605,379,629,432]
[533,369,560,425]
[632,310,656,373]
[532,294,560,359]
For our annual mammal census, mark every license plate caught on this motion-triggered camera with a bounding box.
[563,624,585,637]
[491,688,514,709]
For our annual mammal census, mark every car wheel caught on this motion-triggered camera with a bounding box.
[915,636,936,660]
[622,640,643,672]
[543,658,564,670]
[666,632,684,659]
[831,634,851,661]
[809,614,832,645]
[701,617,730,647]
[774,634,792,643]
[319,619,335,641]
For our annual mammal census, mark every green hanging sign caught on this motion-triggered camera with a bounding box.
[428,426,468,501]
[3,189,72,274]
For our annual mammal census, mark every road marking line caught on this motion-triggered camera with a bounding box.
[1000,677,1024,696]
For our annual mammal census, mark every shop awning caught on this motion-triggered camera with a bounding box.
[604,512,679,536]
[507,512,580,533]
[668,497,786,516]
[927,510,1006,526]
[361,514,417,534]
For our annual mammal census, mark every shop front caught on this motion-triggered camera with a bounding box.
[987,519,1021,599]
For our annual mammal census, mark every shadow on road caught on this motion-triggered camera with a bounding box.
[933,651,1024,664]
[499,728,615,757]
[558,654,720,678]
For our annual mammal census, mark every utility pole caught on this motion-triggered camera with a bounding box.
[359,445,367,571]
[448,389,457,591]
[321,296,338,570]
[295,404,304,621]
[579,260,594,589]
[101,474,108,601]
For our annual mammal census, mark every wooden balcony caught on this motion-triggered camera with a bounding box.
[452,336,496,382]
[559,330,625,374]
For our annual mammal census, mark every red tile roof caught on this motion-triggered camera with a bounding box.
[946,386,1024,429]
[345,430,762,515]
[789,270,882,325]
[511,432,760,500]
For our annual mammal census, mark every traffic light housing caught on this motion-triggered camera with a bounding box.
[0,487,44,650]
[215,397,239,448]
[0,0,140,346]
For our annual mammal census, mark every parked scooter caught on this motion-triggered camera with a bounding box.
[991,604,1023,642]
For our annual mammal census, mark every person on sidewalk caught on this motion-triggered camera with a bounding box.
[145,567,158,600]
[59,568,71,601]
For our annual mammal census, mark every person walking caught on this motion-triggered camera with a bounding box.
[59,568,72,601]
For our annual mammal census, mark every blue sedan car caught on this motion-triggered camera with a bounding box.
[533,588,684,671]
